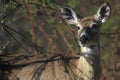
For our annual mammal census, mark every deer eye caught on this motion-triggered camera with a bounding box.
[91,24,98,29]
[77,26,80,30]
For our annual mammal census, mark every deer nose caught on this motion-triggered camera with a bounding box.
[79,35,89,44]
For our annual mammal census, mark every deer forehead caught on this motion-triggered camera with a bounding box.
[78,16,96,27]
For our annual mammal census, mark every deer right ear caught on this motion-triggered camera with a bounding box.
[95,3,111,23]
[61,7,81,25]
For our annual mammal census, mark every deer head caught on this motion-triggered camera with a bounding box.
[61,3,111,48]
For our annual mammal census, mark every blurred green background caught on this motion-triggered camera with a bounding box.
[0,0,120,80]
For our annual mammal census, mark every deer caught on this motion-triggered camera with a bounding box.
[1,3,111,80]
[61,3,111,80]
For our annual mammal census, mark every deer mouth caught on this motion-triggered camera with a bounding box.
[79,36,98,47]
[79,40,98,47]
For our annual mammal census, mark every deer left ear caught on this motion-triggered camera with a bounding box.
[95,3,111,23]
[61,7,81,25]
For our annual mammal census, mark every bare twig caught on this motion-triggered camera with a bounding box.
[56,27,76,54]
[2,23,51,54]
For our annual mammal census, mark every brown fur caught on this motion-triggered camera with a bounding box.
[79,16,96,27]
[1,54,101,80]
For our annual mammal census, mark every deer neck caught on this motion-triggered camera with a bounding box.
[76,44,101,80]
[81,44,100,59]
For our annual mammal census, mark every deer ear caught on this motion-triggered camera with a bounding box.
[61,7,81,25]
[95,3,111,23]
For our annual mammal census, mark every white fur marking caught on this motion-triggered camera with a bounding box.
[81,45,100,57]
